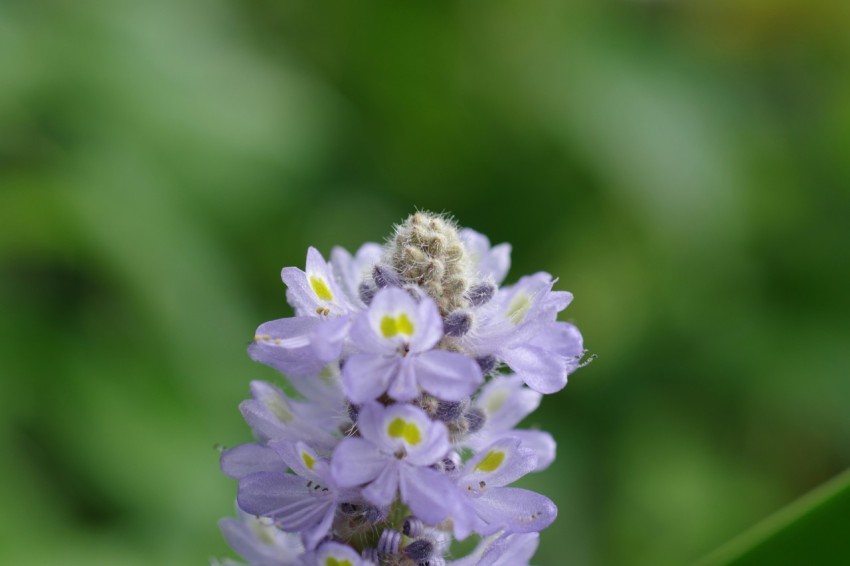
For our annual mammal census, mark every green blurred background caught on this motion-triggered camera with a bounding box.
[2,0,849,564]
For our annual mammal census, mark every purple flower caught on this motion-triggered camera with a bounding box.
[331,402,458,525]
[238,442,345,550]
[299,541,376,566]
[342,288,483,403]
[449,532,540,566]
[238,381,340,450]
[465,273,584,393]
[457,437,556,535]
[330,243,384,310]
[218,509,304,566]
[217,212,590,566]
[282,247,356,318]
[465,374,556,471]
[459,228,512,285]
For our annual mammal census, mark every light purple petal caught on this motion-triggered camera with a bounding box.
[400,466,456,525]
[348,309,396,355]
[474,375,541,432]
[330,437,386,487]
[301,504,337,551]
[342,353,399,403]
[462,437,537,488]
[310,315,350,362]
[460,228,512,285]
[362,463,400,507]
[248,317,326,377]
[415,350,483,402]
[237,472,335,534]
[373,403,449,466]
[270,441,324,483]
[501,344,567,394]
[219,517,303,566]
[507,430,556,472]
[331,243,382,309]
[409,296,443,353]
[387,356,420,401]
[464,533,540,566]
[472,487,557,534]
[221,443,285,480]
[315,541,374,566]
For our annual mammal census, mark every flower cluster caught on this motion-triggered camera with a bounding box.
[217,212,586,566]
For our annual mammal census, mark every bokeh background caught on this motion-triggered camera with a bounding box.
[2,0,849,564]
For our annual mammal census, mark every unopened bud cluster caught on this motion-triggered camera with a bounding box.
[215,212,587,566]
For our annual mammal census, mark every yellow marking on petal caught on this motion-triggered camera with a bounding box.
[506,293,532,324]
[325,558,352,566]
[396,313,414,335]
[387,417,422,445]
[380,314,415,338]
[310,275,334,301]
[301,450,316,471]
[474,450,505,473]
[486,391,508,414]
[249,517,277,545]
[380,315,398,337]
[266,395,293,423]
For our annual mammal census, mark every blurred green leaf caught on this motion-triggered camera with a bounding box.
[696,468,850,566]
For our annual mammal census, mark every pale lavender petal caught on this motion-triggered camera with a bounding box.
[269,441,323,482]
[248,317,326,377]
[301,504,337,551]
[501,344,567,394]
[409,295,443,353]
[237,472,335,534]
[507,430,556,472]
[348,310,396,355]
[331,243,383,309]
[280,266,315,315]
[374,403,449,466]
[462,438,537,488]
[399,466,456,525]
[310,315,350,362]
[415,350,483,401]
[330,437,386,487]
[460,228,512,285]
[350,401,385,446]
[478,533,539,566]
[475,375,541,432]
[221,443,285,479]
[362,463,400,507]
[219,517,303,566]
[387,356,420,401]
[315,541,374,566]
[342,353,399,403]
[472,487,556,534]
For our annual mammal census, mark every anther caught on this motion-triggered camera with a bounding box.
[347,403,359,423]
[475,355,497,374]
[467,282,496,306]
[434,400,465,423]
[443,310,472,337]
[358,281,377,305]
[378,528,402,555]
[339,502,361,515]
[464,407,486,433]
[373,264,402,288]
[363,505,385,524]
[404,539,435,562]
[402,516,424,538]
